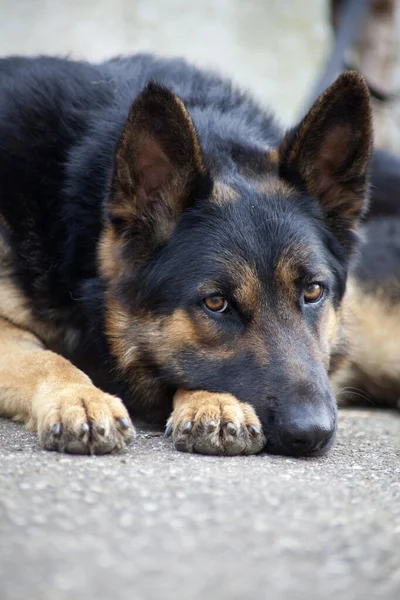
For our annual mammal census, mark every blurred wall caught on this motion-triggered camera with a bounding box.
[0,0,398,147]
[0,0,330,125]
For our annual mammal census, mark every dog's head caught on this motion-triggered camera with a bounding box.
[100,72,372,456]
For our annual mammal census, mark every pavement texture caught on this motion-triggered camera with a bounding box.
[0,2,400,599]
[1,410,399,600]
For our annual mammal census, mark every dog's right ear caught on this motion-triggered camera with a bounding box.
[276,72,373,252]
[109,82,206,246]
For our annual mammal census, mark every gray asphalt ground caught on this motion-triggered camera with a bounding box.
[1,410,399,600]
[0,2,400,600]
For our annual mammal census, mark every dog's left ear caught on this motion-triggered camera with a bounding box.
[277,72,372,250]
[110,82,206,245]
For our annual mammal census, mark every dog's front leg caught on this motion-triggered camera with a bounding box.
[0,318,135,453]
[166,389,265,455]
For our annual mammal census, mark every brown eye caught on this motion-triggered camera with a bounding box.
[203,295,228,313]
[303,283,324,304]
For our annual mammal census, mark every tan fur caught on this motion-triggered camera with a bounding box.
[0,278,83,353]
[104,296,139,370]
[106,290,242,369]
[332,278,400,404]
[247,334,269,367]
[275,244,314,301]
[0,316,135,453]
[255,176,295,198]
[167,303,268,365]
[211,183,239,205]
[0,230,135,453]
[167,389,265,455]
[235,263,262,313]
[319,304,341,370]
[275,253,298,301]
[234,264,269,366]
[107,196,137,226]
[267,148,279,167]
[324,305,339,345]
[98,226,123,282]
[156,308,237,361]
[163,308,199,346]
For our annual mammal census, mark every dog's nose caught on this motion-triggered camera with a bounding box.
[279,420,334,456]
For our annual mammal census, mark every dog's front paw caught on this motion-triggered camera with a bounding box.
[36,384,135,454]
[166,390,265,455]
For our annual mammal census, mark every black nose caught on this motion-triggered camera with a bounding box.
[275,396,336,456]
[279,421,334,456]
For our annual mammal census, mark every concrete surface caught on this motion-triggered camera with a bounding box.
[1,410,399,600]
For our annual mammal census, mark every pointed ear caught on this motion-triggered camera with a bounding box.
[110,82,206,245]
[277,72,373,250]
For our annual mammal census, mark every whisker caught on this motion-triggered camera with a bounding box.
[335,386,376,406]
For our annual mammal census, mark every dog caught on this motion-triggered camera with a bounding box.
[0,54,398,457]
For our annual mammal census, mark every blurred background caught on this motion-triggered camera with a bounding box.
[0,0,399,150]
[0,0,329,125]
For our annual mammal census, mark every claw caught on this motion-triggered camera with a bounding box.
[52,423,62,437]
[118,418,130,430]
[225,422,237,436]
[206,420,217,433]
[248,424,261,436]
[164,422,173,437]
[96,424,106,436]
[80,423,90,437]
[182,421,193,434]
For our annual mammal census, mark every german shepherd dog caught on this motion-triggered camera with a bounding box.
[0,55,398,457]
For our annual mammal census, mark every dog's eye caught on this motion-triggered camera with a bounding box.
[203,295,229,313]
[303,283,324,304]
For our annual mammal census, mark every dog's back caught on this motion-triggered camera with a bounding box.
[333,215,400,405]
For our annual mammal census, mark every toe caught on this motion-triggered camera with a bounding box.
[41,423,63,451]
[173,422,195,453]
[191,422,222,455]
[169,392,265,456]
[245,425,266,454]
[38,387,135,455]
[221,423,247,455]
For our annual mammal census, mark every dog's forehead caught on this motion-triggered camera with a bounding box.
[203,179,320,266]
[193,181,326,302]
[216,230,321,294]
[159,176,328,313]
[210,174,295,207]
